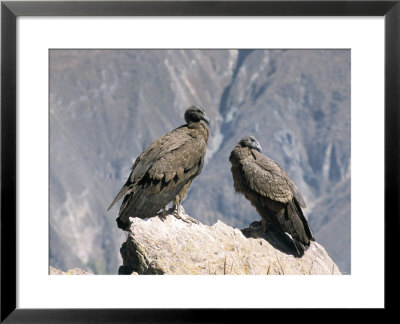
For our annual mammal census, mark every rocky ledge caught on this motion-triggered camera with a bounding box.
[119,212,341,275]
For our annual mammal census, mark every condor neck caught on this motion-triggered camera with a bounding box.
[187,120,209,140]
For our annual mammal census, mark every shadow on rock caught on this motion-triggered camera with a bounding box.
[241,222,302,257]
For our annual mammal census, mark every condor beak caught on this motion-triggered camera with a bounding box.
[255,142,262,152]
[202,114,210,125]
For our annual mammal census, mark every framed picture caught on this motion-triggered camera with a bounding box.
[1,0,398,321]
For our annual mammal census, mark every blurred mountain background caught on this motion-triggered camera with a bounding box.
[49,49,351,274]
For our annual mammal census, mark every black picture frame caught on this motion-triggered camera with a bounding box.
[1,0,398,322]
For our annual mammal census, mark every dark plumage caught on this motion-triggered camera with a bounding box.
[108,105,210,230]
[229,135,315,256]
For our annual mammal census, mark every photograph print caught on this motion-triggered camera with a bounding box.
[49,49,350,275]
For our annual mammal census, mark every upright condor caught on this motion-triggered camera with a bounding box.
[229,135,314,256]
[108,105,210,230]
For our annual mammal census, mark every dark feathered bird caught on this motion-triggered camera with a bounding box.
[229,135,315,256]
[108,105,210,230]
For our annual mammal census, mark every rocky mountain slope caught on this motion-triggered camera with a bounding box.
[49,49,350,274]
[49,266,93,275]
